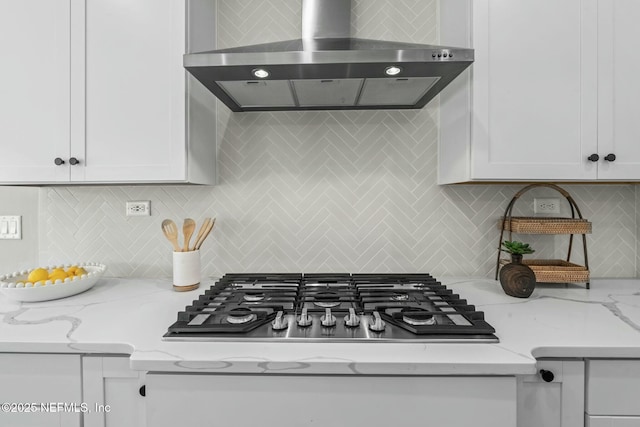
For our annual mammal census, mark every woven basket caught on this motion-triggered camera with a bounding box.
[499,217,592,234]
[499,258,589,283]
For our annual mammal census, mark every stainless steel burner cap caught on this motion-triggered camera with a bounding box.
[314,301,341,308]
[226,312,258,324]
[243,293,265,302]
[402,314,436,326]
[391,293,409,301]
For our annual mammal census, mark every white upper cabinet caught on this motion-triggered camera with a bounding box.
[0,0,72,183]
[0,0,216,185]
[596,0,640,180]
[439,0,640,183]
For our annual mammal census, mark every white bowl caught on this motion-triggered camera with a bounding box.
[0,263,107,302]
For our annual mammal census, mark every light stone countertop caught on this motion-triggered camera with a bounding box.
[1,277,639,376]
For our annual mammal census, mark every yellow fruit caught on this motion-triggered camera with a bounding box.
[27,268,49,283]
[74,268,87,276]
[48,272,67,282]
[52,268,65,274]
[66,266,78,275]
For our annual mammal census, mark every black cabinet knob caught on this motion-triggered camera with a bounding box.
[587,154,599,162]
[139,385,146,397]
[539,369,555,383]
[69,157,80,165]
[54,157,65,166]
[604,153,616,162]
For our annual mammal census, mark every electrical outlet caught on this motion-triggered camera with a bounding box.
[534,198,560,214]
[126,201,151,216]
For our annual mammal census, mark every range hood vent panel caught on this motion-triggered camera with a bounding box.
[358,77,440,106]
[185,1,474,112]
[292,79,363,107]
[218,81,296,108]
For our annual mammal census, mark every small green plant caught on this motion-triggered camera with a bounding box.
[501,240,535,255]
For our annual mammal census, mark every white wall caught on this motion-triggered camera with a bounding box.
[0,186,39,273]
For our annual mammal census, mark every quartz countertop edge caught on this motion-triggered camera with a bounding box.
[1,277,640,376]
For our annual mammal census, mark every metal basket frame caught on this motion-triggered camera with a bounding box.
[494,183,590,288]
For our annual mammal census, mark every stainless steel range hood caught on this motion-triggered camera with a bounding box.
[184,0,474,112]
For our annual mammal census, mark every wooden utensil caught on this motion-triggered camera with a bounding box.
[190,217,211,251]
[161,219,181,252]
[182,218,196,252]
[193,218,216,250]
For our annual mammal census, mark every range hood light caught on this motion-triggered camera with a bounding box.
[252,68,270,79]
[384,66,402,76]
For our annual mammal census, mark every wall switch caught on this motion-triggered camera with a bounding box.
[0,216,21,239]
[534,198,561,214]
[126,201,151,216]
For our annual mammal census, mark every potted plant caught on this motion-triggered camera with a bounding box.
[500,240,535,264]
[499,240,536,298]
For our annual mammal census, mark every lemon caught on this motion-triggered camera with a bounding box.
[74,267,87,276]
[66,266,78,275]
[27,268,49,283]
[48,271,67,282]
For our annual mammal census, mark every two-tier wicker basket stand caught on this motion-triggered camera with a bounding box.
[495,183,592,288]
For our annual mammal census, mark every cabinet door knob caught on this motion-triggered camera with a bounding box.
[539,369,555,383]
[587,154,599,162]
[54,157,65,165]
[69,157,80,165]
[139,385,146,397]
[604,153,616,162]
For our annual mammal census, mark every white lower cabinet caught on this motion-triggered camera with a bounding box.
[587,416,640,427]
[0,353,82,427]
[82,356,146,427]
[517,360,585,427]
[146,374,517,427]
[586,360,640,418]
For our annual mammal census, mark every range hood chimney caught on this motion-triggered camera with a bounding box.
[184,0,474,112]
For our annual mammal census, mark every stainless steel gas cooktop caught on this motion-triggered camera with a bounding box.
[163,273,498,343]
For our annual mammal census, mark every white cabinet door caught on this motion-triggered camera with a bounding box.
[146,374,517,427]
[82,356,145,427]
[0,0,72,183]
[0,353,81,427]
[471,0,598,181]
[517,360,585,427]
[440,0,611,183]
[441,0,640,183]
[588,416,640,427]
[596,0,640,180]
[74,0,186,183]
[587,359,640,416]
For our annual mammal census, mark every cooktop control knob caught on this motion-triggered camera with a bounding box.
[271,311,288,330]
[321,308,337,327]
[369,311,386,332]
[297,307,312,327]
[344,308,360,327]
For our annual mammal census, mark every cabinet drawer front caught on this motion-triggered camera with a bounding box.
[587,360,640,416]
[588,416,640,427]
[147,374,517,427]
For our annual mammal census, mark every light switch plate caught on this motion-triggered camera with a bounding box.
[0,216,21,240]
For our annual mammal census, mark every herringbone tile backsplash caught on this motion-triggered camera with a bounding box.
[40,0,638,279]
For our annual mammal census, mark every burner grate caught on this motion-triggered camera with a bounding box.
[164,273,498,342]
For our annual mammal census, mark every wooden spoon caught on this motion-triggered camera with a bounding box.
[161,219,181,252]
[182,218,196,252]
[194,218,216,250]
[190,218,211,251]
